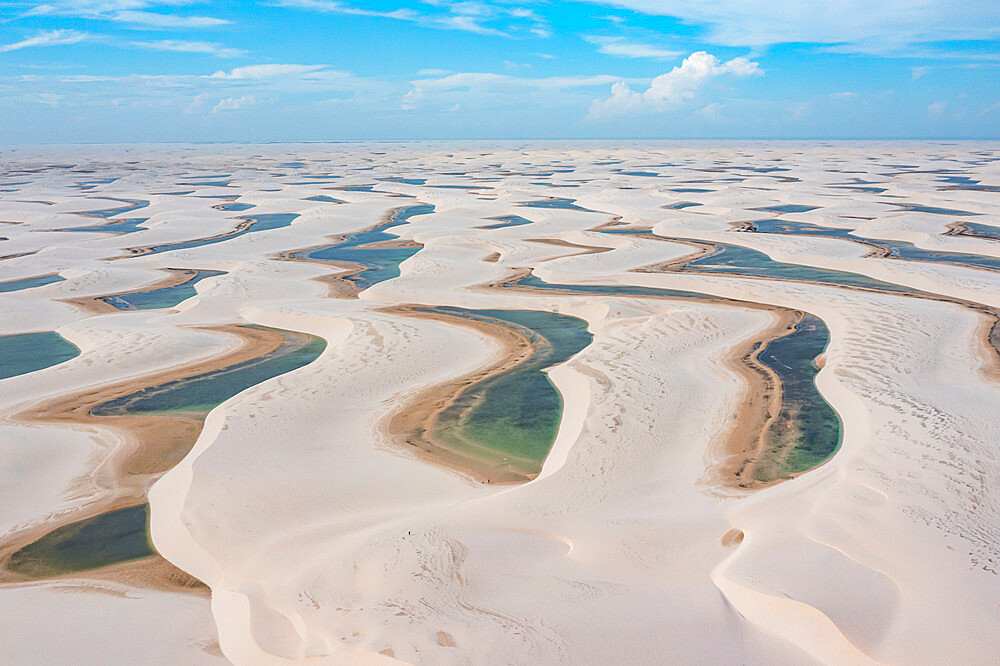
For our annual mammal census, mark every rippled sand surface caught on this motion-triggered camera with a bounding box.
[1,141,999,664]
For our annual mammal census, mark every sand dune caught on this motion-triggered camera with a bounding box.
[1,142,999,664]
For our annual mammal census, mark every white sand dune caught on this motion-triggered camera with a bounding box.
[1,142,999,664]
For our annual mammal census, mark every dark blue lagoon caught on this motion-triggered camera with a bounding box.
[139,213,299,256]
[295,204,434,290]
[0,331,80,380]
[6,325,327,578]
[518,197,599,212]
[480,215,534,229]
[92,325,327,417]
[215,202,255,212]
[752,313,841,482]
[411,307,592,480]
[0,273,64,293]
[75,198,150,218]
[99,269,226,310]
[601,228,917,294]
[497,270,841,483]
[748,219,1000,273]
[951,221,1000,242]
[7,505,155,577]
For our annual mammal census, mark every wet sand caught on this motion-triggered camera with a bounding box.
[0,325,285,591]
[61,268,201,315]
[385,304,539,484]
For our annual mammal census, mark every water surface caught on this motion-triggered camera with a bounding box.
[99,269,226,310]
[7,505,154,577]
[8,325,326,577]
[518,197,598,212]
[92,325,327,416]
[0,273,64,293]
[749,219,1000,272]
[0,331,80,380]
[142,213,299,255]
[752,314,841,482]
[480,215,533,229]
[296,204,434,290]
[420,307,592,477]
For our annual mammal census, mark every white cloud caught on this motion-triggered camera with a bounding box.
[0,29,88,53]
[269,0,417,21]
[112,10,230,27]
[696,101,722,120]
[402,71,623,110]
[210,64,328,80]
[26,2,229,28]
[787,101,813,121]
[132,40,246,58]
[927,101,947,117]
[585,36,682,60]
[212,94,258,113]
[589,51,761,117]
[272,0,550,38]
[583,1,1000,52]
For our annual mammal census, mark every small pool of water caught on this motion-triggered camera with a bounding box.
[753,204,820,214]
[7,505,154,577]
[0,331,80,380]
[92,325,327,416]
[297,204,434,290]
[518,197,598,212]
[215,202,255,212]
[99,269,227,310]
[0,273,64,293]
[419,307,592,478]
[480,215,533,229]
[143,213,299,255]
[749,219,1000,272]
[752,313,841,482]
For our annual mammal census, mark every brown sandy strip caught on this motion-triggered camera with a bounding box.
[483,267,805,490]
[626,230,1000,372]
[119,214,272,258]
[502,229,1000,489]
[382,305,539,485]
[0,250,38,261]
[60,268,200,315]
[276,205,423,299]
[0,271,61,289]
[729,220,893,259]
[483,252,501,263]
[717,309,803,489]
[0,324,284,592]
[945,220,1000,242]
[526,237,613,260]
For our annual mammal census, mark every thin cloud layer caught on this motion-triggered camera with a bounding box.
[585,0,1000,52]
[0,29,88,53]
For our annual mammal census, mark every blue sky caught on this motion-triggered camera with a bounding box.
[1,1,998,141]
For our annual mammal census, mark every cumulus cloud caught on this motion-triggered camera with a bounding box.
[588,51,761,118]
[927,101,947,117]
[0,29,87,53]
[585,36,682,60]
